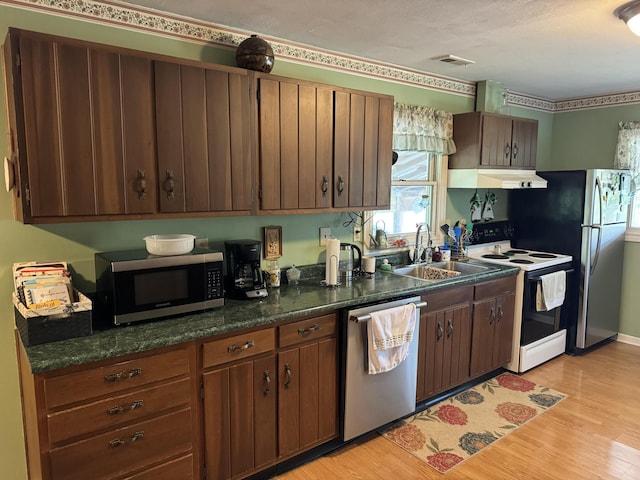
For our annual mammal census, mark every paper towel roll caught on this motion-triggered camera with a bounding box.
[325,238,340,285]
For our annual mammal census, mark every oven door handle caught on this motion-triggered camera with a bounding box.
[527,269,574,282]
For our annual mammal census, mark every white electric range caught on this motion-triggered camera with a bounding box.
[466,223,573,373]
[466,241,572,271]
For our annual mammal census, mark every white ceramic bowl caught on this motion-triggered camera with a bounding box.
[143,234,196,256]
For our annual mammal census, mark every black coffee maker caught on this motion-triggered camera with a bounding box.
[224,240,268,299]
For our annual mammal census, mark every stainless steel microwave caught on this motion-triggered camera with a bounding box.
[95,249,224,325]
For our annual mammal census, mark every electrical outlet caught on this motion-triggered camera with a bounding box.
[195,237,209,249]
[319,227,331,246]
[353,225,362,242]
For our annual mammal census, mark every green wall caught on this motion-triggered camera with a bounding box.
[0,4,637,479]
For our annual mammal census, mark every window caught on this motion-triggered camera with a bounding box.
[363,102,455,253]
[365,151,447,252]
[614,121,640,239]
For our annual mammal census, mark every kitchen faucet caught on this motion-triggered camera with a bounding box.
[411,223,430,264]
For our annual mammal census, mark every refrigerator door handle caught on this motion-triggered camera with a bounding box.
[590,224,602,274]
[595,176,603,226]
[590,177,604,274]
[580,223,602,274]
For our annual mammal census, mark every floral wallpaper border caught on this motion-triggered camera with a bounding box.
[4,0,639,113]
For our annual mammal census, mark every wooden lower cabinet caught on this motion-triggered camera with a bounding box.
[202,355,278,480]
[201,313,338,480]
[16,342,198,480]
[48,408,192,480]
[416,275,517,403]
[417,286,473,402]
[278,336,338,459]
[470,276,516,377]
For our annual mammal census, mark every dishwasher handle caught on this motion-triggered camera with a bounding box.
[350,301,426,323]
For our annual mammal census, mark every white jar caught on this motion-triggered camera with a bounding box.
[265,260,281,287]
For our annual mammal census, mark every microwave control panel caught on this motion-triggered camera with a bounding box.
[207,263,224,299]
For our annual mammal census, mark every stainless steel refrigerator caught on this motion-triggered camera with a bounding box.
[509,169,631,352]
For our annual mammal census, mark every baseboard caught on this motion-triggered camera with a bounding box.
[616,334,640,347]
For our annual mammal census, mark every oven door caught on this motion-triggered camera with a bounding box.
[521,262,573,346]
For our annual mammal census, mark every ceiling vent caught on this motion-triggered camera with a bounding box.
[430,54,475,66]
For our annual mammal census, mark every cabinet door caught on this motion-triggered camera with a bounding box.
[16,33,155,218]
[334,91,393,209]
[511,118,538,168]
[480,114,513,167]
[258,77,334,211]
[470,297,497,378]
[155,62,252,213]
[417,302,471,402]
[493,292,515,367]
[278,336,338,459]
[202,356,277,480]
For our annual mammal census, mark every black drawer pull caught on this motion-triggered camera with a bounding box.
[297,324,320,335]
[109,431,144,448]
[228,340,254,353]
[104,368,142,383]
[107,399,144,416]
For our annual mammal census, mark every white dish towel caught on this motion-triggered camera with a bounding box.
[366,303,416,374]
[536,271,566,311]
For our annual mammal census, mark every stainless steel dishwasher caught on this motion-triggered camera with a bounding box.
[342,296,425,441]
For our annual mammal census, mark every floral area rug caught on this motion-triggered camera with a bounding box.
[381,372,566,473]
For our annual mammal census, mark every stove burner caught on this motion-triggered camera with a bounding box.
[510,259,534,264]
[482,254,509,260]
[506,249,528,254]
[529,253,557,258]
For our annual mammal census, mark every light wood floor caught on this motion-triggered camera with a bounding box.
[276,340,640,480]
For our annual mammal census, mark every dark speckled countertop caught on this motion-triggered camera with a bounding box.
[22,264,519,373]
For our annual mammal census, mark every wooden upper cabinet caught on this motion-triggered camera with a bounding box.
[155,61,252,213]
[257,76,334,212]
[511,117,538,168]
[334,90,393,210]
[256,75,393,212]
[4,28,394,222]
[479,114,513,167]
[450,111,538,170]
[6,29,156,221]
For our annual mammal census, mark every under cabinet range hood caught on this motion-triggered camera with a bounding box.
[448,169,548,189]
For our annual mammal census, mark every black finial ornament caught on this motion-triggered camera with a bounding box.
[235,34,275,73]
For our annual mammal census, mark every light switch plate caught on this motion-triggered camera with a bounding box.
[353,225,362,242]
[319,227,331,246]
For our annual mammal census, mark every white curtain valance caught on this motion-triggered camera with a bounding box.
[392,103,456,155]
[614,121,640,176]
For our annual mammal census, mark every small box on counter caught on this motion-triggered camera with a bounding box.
[12,261,93,346]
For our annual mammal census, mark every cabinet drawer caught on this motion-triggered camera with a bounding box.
[202,328,275,368]
[122,453,193,480]
[44,347,190,409]
[423,285,473,312]
[474,276,516,300]
[47,377,191,445]
[278,313,337,348]
[49,408,192,480]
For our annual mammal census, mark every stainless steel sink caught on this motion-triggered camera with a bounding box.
[429,261,497,274]
[391,261,497,281]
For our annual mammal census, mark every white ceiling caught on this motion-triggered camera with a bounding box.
[116,0,640,101]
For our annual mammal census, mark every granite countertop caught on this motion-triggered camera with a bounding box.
[23,264,519,373]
